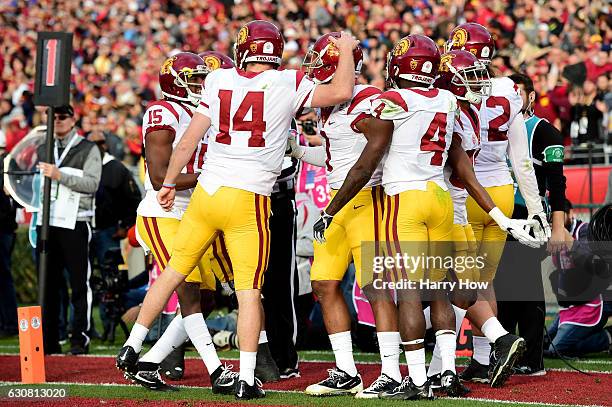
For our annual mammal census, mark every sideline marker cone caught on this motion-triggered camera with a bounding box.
[18,306,46,383]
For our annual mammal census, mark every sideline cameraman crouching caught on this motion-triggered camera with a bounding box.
[37,105,102,355]
[546,204,612,357]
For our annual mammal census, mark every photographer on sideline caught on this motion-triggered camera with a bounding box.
[87,131,140,269]
[546,204,612,357]
[87,131,141,339]
[37,104,102,355]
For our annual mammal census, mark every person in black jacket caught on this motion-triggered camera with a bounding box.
[496,73,567,376]
[87,131,141,268]
[0,146,18,338]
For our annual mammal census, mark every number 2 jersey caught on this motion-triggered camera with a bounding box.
[318,84,383,189]
[196,68,316,196]
[444,103,481,225]
[137,100,208,220]
[370,87,457,196]
[474,76,523,187]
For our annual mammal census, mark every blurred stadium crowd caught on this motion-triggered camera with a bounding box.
[0,0,611,157]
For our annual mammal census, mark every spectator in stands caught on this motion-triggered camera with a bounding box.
[37,104,102,355]
[569,79,606,145]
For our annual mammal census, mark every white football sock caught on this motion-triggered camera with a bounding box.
[183,313,221,375]
[140,315,187,364]
[404,346,427,387]
[472,335,491,365]
[481,317,508,343]
[427,346,442,377]
[423,306,432,330]
[377,331,402,382]
[124,323,149,353]
[329,331,357,376]
[436,330,457,374]
[258,330,268,344]
[429,306,467,376]
[239,351,257,386]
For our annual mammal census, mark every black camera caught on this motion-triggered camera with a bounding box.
[91,248,129,342]
[300,119,317,136]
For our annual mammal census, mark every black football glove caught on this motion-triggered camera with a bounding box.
[313,210,334,243]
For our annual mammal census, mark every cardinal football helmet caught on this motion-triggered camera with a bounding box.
[159,52,207,105]
[302,32,363,84]
[386,34,441,88]
[233,20,284,69]
[198,51,236,71]
[445,23,495,64]
[436,50,491,104]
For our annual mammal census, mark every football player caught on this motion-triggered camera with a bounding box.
[314,34,538,400]
[116,52,238,392]
[314,34,456,400]
[287,32,398,397]
[122,21,359,400]
[426,50,540,394]
[446,23,551,387]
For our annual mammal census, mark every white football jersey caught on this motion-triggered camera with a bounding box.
[137,100,207,220]
[370,87,457,196]
[444,103,481,225]
[318,84,383,189]
[196,67,316,196]
[475,76,523,187]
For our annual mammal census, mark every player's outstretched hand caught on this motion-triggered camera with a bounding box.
[286,129,304,158]
[528,211,552,241]
[157,186,176,211]
[489,207,542,248]
[313,210,334,243]
[507,219,543,248]
[328,31,359,52]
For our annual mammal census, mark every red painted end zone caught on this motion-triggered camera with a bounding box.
[0,355,610,406]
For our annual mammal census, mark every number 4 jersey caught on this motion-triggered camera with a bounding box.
[370,87,457,196]
[196,68,316,196]
[137,100,208,220]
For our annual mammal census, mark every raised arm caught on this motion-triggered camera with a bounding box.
[309,32,358,108]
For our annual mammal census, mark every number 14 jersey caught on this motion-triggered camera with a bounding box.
[370,87,457,196]
[196,68,316,196]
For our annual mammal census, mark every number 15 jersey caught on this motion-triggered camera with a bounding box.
[370,87,457,196]
[196,68,316,196]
